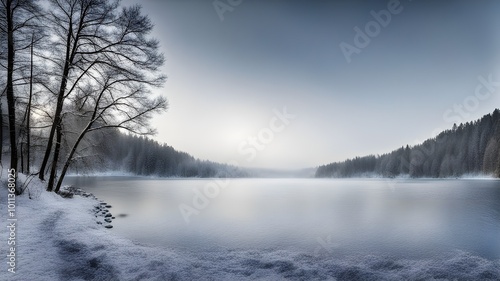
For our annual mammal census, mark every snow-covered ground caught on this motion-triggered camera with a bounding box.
[1,175,500,280]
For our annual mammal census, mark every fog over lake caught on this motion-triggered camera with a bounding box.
[66,177,500,260]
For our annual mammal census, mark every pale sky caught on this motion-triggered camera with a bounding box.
[123,0,500,170]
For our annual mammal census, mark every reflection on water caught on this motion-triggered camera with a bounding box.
[64,177,500,259]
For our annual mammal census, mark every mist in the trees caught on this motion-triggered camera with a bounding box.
[316,110,500,178]
[67,129,247,178]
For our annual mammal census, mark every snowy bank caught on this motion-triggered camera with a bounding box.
[1,176,500,280]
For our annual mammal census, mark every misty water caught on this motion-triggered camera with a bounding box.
[65,177,500,260]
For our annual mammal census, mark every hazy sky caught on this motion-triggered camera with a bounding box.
[123,0,500,170]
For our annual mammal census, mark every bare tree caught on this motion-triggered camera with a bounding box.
[18,34,33,173]
[38,0,119,181]
[38,0,166,191]
[54,72,166,192]
[2,0,18,189]
[18,31,44,174]
[0,0,42,194]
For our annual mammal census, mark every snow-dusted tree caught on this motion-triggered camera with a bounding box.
[53,74,167,192]
[0,0,43,193]
[35,0,166,191]
[17,30,45,174]
[38,0,119,182]
[316,109,500,178]
[483,139,498,174]
[39,2,167,192]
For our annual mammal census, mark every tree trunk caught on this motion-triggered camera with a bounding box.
[20,139,24,173]
[47,123,62,192]
[0,100,3,164]
[26,35,33,174]
[6,0,19,194]
[54,125,90,193]
[39,20,74,181]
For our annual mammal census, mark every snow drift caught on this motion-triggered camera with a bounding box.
[0,176,499,281]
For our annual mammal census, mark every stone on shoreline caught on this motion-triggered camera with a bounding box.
[64,186,116,229]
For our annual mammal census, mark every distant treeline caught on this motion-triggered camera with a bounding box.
[69,130,246,178]
[316,109,500,178]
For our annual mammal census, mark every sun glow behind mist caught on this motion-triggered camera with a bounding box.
[135,0,500,169]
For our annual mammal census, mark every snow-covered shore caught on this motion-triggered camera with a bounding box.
[1,176,500,280]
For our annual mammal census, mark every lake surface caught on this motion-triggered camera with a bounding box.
[65,177,500,260]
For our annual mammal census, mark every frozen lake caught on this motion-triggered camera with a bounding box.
[65,177,500,260]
